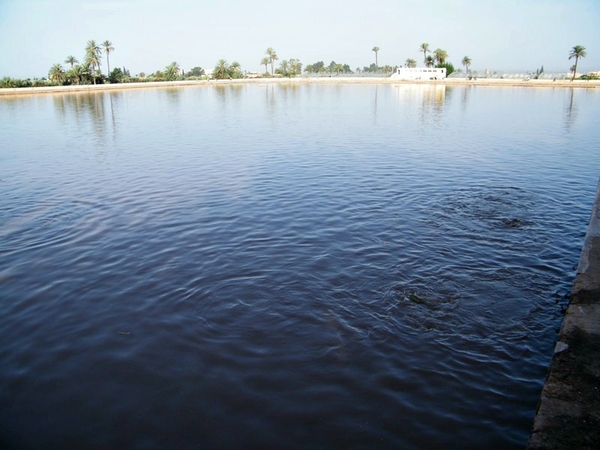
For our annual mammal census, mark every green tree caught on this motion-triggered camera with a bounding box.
[67,65,86,85]
[372,46,380,67]
[65,55,78,68]
[425,55,435,68]
[433,48,448,65]
[187,67,205,77]
[276,59,302,77]
[48,63,66,85]
[260,57,269,74]
[405,58,417,68]
[363,63,378,73]
[419,43,430,65]
[230,61,243,78]
[276,60,289,76]
[289,59,302,77]
[164,61,181,81]
[266,47,278,75]
[212,59,230,79]
[108,67,124,83]
[306,61,325,73]
[568,45,587,81]
[102,40,114,75]
[85,40,102,83]
[462,56,472,74]
[1,77,16,88]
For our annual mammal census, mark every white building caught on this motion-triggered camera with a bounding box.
[391,67,446,80]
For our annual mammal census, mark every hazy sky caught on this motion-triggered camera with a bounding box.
[0,0,598,78]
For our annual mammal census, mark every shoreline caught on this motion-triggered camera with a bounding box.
[0,77,598,96]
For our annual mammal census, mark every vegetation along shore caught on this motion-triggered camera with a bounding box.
[1,40,596,92]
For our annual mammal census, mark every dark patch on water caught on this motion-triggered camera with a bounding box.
[501,217,527,228]
[441,186,535,228]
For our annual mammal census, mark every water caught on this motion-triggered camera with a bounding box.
[0,83,599,449]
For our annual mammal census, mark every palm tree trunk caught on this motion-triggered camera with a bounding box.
[572,57,578,81]
[107,55,110,76]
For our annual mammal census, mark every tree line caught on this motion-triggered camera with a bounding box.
[0,43,592,88]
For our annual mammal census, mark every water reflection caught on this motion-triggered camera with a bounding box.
[52,92,119,148]
[393,83,446,105]
[373,85,379,124]
[393,84,447,126]
[263,83,275,105]
[277,83,301,103]
[214,84,245,117]
[262,84,277,126]
[564,89,577,132]
[461,85,472,112]
[161,87,182,106]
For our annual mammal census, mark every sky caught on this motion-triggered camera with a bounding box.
[0,0,598,79]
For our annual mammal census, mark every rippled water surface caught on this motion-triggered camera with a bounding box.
[1,84,599,448]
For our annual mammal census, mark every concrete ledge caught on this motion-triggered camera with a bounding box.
[528,180,600,449]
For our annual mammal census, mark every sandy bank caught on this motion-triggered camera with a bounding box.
[0,77,598,97]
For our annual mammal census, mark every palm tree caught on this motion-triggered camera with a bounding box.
[260,57,269,74]
[333,63,344,74]
[67,65,85,85]
[85,40,102,67]
[212,59,229,79]
[425,55,435,68]
[164,61,180,81]
[65,55,78,68]
[230,61,242,78]
[570,64,577,79]
[372,46,380,67]
[405,58,417,68]
[102,40,114,75]
[568,45,587,81]
[85,40,102,83]
[462,56,472,74]
[266,47,278,75]
[434,48,448,65]
[278,60,289,76]
[289,59,302,77]
[419,43,430,65]
[48,63,66,85]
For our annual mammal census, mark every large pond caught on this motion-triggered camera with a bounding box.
[1,83,599,448]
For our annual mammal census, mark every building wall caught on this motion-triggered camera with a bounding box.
[393,68,446,80]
